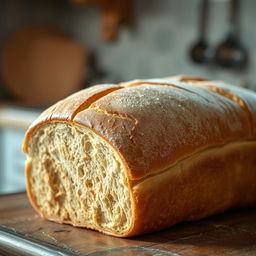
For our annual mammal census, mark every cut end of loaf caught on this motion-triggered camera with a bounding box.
[25,122,133,235]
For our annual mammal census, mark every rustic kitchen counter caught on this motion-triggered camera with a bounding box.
[0,192,256,255]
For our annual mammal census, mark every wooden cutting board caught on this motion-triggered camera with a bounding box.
[1,192,256,255]
[1,26,87,107]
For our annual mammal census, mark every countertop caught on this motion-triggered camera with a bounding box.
[0,104,42,130]
[1,193,256,255]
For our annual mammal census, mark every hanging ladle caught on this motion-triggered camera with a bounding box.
[189,0,212,64]
[215,0,249,70]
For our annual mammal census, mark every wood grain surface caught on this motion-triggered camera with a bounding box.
[0,192,256,255]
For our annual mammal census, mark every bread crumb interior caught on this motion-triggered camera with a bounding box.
[27,122,132,234]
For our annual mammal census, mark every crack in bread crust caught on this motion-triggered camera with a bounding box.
[200,85,253,134]
[70,86,122,120]
[88,105,139,143]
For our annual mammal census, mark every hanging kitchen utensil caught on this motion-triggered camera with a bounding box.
[1,25,87,106]
[215,0,248,70]
[189,0,212,64]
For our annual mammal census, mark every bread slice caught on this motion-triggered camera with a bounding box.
[26,122,132,235]
[23,76,256,237]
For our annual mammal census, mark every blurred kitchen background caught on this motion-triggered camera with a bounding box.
[0,0,255,194]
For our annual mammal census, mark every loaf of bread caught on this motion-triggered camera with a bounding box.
[23,75,256,237]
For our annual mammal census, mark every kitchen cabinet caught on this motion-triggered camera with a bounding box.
[0,106,41,194]
[0,127,27,193]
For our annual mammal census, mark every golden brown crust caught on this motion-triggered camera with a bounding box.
[23,75,256,237]
[166,75,256,136]
[128,140,256,236]
[22,84,121,152]
[74,83,251,179]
